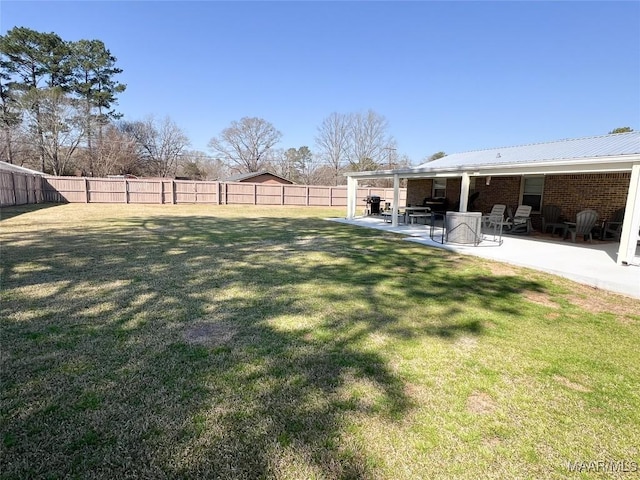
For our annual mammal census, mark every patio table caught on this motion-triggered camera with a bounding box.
[404,206,431,224]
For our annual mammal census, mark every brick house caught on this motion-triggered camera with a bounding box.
[345,132,640,266]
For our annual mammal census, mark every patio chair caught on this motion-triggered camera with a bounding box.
[566,209,599,243]
[482,204,506,231]
[503,205,533,234]
[467,191,480,211]
[541,204,565,235]
[602,207,625,241]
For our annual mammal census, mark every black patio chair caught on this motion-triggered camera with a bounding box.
[602,207,625,241]
[467,191,480,211]
[541,204,565,235]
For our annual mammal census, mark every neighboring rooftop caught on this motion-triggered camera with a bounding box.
[0,161,45,175]
[224,171,294,184]
[417,131,640,170]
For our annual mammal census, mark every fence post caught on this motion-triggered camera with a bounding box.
[171,180,176,204]
[330,187,333,206]
[85,178,89,203]
[159,180,164,204]
[254,184,257,205]
[281,185,285,205]
[11,172,17,206]
[194,181,198,203]
[306,185,310,206]
[36,175,42,203]
[125,179,129,204]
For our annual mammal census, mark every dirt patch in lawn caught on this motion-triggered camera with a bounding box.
[183,321,238,346]
[523,290,559,308]
[484,262,519,277]
[455,335,478,353]
[467,391,496,414]
[483,437,502,448]
[553,375,592,393]
[566,284,639,320]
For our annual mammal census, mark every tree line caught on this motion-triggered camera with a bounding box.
[0,27,414,185]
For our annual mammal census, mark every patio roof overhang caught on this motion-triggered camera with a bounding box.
[345,154,639,180]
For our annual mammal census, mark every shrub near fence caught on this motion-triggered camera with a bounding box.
[41,176,407,208]
[0,171,44,207]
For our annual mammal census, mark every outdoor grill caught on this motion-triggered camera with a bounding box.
[365,195,382,215]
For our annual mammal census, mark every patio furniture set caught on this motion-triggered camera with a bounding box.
[540,205,625,243]
[370,200,626,244]
[483,204,626,243]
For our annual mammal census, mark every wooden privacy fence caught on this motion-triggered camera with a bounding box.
[41,176,407,207]
[0,170,45,207]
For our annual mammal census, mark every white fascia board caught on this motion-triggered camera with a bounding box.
[459,156,636,176]
[345,155,638,179]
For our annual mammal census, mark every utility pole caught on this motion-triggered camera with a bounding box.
[383,146,396,170]
[382,146,396,188]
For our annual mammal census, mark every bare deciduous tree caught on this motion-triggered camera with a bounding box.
[88,123,139,176]
[176,150,229,180]
[209,117,281,173]
[347,110,394,171]
[315,112,350,186]
[121,116,190,177]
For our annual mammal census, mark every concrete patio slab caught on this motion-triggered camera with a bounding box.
[329,216,640,299]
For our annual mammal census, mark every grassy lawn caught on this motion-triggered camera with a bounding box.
[1,203,639,479]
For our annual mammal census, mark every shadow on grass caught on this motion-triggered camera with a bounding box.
[0,202,63,221]
[1,213,547,478]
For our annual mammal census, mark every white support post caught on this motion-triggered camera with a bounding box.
[392,174,400,227]
[617,163,640,265]
[459,172,470,213]
[347,176,357,219]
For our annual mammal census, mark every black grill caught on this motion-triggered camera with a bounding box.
[365,195,382,215]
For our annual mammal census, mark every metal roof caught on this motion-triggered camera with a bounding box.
[0,161,45,175]
[418,131,640,170]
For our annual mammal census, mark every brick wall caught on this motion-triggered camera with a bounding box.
[406,178,464,207]
[406,179,433,206]
[406,172,630,228]
[543,173,629,221]
[473,177,522,214]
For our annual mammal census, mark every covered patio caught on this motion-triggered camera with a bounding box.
[346,132,640,268]
[330,215,640,299]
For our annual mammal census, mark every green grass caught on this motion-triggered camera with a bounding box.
[1,203,639,479]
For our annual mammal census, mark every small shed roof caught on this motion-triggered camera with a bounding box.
[224,171,293,183]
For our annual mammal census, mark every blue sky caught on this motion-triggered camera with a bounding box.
[2,1,639,164]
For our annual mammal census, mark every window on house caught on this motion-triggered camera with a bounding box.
[433,179,446,198]
[521,176,544,212]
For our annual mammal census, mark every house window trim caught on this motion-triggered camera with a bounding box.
[433,178,446,198]
[519,175,544,213]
